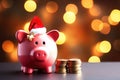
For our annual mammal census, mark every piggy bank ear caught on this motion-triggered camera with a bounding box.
[47,30,59,42]
[15,30,28,43]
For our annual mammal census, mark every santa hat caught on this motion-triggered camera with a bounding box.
[29,16,46,34]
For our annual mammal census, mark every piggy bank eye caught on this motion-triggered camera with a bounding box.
[43,41,46,45]
[35,41,38,45]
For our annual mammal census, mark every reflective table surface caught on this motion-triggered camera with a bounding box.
[0,62,120,80]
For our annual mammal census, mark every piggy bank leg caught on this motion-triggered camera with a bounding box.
[21,66,33,74]
[45,66,52,73]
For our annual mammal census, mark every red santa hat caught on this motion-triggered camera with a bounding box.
[29,16,46,34]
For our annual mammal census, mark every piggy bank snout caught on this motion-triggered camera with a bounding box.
[34,50,47,61]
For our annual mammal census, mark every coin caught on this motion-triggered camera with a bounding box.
[55,58,82,74]
[55,59,68,67]
[55,59,68,74]
[67,58,81,65]
[67,58,82,74]
[55,67,66,74]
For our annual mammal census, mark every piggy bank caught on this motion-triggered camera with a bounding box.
[15,16,59,74]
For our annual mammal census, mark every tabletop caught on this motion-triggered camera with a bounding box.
[0,62,120,80]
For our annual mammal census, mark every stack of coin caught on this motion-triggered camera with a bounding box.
[55,59,68,74]
[67,58,81,74]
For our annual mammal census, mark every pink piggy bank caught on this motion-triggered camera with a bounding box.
[15,16,59,74]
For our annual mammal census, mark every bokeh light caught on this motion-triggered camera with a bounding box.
[56,32,66,45]
[81,0,94,9]
[46,1,58,14]
[92,42,103,57]
[99,40,111,53]
[89,5,101,16]
[40,7,52,24]
[1,0,13,9]
[2,40,15,53]
[65,4,78,15]
[63,11,76,24]
[100,23,111,35]
[109,9,120,22]
[101,16,108,22]
[24,21,30,32]
[88,56,101,63]
[24,0,37,12]
[91,19,103,31]
[108,16,119,26]
[9,48,18,62]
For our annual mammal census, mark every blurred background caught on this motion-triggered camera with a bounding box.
[0,0,120,62]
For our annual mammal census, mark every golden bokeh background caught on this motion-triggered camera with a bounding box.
[0,0,120,63]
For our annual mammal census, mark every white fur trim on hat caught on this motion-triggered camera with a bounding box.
[30,27,46,34]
